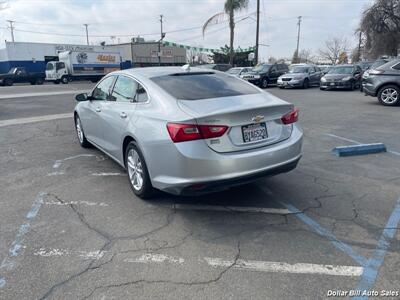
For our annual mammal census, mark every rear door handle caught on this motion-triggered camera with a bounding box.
[120,112,127,119]
[95,107,101,113]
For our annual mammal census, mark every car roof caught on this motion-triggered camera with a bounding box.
[116,66,216,79]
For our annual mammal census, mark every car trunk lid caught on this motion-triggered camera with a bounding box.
[177,93,294,153]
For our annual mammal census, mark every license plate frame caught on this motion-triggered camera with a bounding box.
[242,123,268,143]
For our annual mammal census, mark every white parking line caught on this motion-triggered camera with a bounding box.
[326,133,400,156]
[91,172,125,176]
[173,203,291,215]
[0,90,89,99]
[123,253,363,277]
[0,113,73,127]
[204,257,363,277]
[33,248,106,260]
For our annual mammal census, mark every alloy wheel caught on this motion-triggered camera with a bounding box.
[381,88,398,104]
[127,149,144,191]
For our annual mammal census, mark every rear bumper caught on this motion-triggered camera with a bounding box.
[147,125,303,195]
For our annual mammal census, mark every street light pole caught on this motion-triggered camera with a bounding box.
[254,0,260,65]
[84,24,89,45]
[158,14,164,66]
[295,16,302,60]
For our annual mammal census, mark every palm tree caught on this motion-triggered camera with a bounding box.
[203,0,249,66]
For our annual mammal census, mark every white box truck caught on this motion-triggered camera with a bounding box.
[45,50,121,84]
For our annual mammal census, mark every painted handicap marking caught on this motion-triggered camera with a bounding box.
[352,197,400,300]
[0,192,46,289]
[277,197,400,299]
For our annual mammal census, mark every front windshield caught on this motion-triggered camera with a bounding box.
[327,67,353,74]
[227,68,241,75]
[253,64,270,72]
[289,66,309,74]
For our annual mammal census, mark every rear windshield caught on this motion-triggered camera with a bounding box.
[151,72,260,100]
[328,67,353,74]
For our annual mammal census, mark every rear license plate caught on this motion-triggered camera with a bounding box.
[242,123,267,143]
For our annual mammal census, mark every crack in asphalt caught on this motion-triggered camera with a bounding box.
[37,193,179,300]
[80,240,242,300]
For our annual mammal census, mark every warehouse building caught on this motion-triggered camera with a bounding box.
[107,38,187,67]
[0,41,128,73]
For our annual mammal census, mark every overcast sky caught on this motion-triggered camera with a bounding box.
[0,0,374,60]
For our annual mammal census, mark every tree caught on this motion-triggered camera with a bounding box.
[212,45,253,67]
[203,0,249,65]
[359,0,400,58]
[338,52,348,64]
[318,37,349,65]
[298,49,312,63]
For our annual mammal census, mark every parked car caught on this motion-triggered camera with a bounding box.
[320,65,362,90]
[0,67,45,86]
[227,67,252,77]
[197,64,232,72]
[277,64,322,89]
[362,59,400,106]
[360,58,392,91]
[74,67,303,198]
[241,63,289,88]
[356,61,374,72]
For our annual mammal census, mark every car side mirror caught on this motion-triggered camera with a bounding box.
[75,93,89,102]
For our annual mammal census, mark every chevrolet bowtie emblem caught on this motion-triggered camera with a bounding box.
[252,115,265,123]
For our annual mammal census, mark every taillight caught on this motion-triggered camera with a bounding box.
[281,108,299,125]
[167,123,228,143]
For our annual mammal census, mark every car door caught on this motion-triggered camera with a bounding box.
[269,66,279,83]
[80,75,116,146]
[309,67,319,85]
[100,75,149,160]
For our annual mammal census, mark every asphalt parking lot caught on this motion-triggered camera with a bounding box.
[0,83,399,300]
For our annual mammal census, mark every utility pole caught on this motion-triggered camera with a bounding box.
[357,31,362,61]
[295,16,302,62]
[6,20,15,42]
[158,14,164,66]
[254,0,260,65]
[83,24,89,45]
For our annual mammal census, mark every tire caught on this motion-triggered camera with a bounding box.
[320,87,325,90]
[303,79,309,89]
[349,81,355,91]
[74,115,91,148]
[90,79,98,83]
[30,81,36,85]
[36,78,44,85]
[279,86,285,89]
[61,76,69,84]
[4,79,13,86]
[53,80,60,84]
[261,78,269,89]
[377,85,400,106]
[125,141,155,199]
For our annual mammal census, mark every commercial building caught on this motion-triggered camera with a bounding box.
[107,39,187,67]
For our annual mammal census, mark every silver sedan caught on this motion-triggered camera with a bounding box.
[74,67,303,198]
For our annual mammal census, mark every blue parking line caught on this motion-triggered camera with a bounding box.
[352,197,400,299]
[0,192,46,289]
[280,202,368,266]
